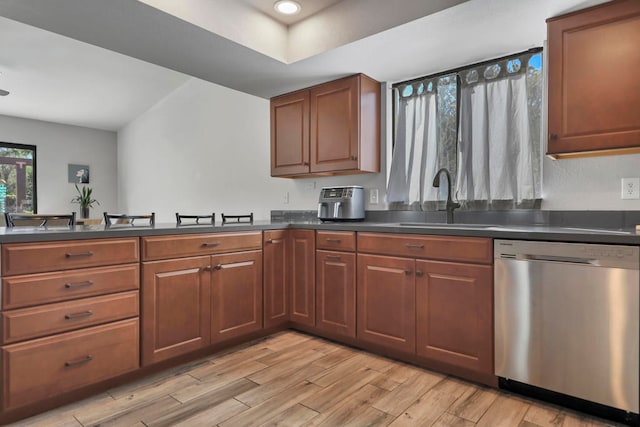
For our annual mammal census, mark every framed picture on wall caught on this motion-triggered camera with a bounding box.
[68,164,90,184]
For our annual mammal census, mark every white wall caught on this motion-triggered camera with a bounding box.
[0,115,118,216]
[118,77,639,222]
[117,78,388,223]
[542,154,640,210]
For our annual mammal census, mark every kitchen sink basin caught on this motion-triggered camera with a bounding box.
[397,223,495,229]
[395,223,635,235]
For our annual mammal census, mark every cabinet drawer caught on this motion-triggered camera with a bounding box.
[2,263,140,310]
[142,231,262,261]
[2,318,139,410]
[357,232,492,264]
[2,291,139,344]
[316,231,356,252]
[1,238,140,276]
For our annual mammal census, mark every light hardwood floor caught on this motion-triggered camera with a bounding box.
[11,331,622,427]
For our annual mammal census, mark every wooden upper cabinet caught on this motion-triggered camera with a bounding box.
[271,74,380,177]
[271,90,310,176]
[547,0,640,158]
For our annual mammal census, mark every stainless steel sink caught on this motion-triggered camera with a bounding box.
[395,223,635,235]
[397,222,495,229]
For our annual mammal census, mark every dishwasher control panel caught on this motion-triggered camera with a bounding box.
[494,239,639,269]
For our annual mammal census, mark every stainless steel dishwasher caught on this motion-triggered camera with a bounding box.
[494,239,639,423]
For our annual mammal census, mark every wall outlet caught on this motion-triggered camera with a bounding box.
[621,177,640,200]
[283,191,289,204]
[370,188,379,205]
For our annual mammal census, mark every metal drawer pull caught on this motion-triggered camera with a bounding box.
[66,251,94,258]
[214,264,223,270]
[404,269,412,275]
[405,243,424,249]
[65,355,93,367]
[65,281,94,289]
[266,239,282,244]
[201,242,220,247]
[202,265,213,272]
[325,238,342,243]
[326,255,342,260]
[65,310,94,320]
[416,270,424,277]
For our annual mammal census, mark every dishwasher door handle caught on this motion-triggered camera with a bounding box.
[522,254,597,265]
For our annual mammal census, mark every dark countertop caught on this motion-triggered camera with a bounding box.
[0,219,639,245]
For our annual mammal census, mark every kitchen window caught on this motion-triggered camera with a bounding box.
[0,142,37,214]
[387,49,543,210]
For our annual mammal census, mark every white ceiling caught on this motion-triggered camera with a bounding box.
[0,0,609,131]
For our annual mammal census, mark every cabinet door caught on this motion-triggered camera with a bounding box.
[547,0,640,157]
[416,260,493,375]
[357,254,415,353]
[316,250,356,338]
[211,250,263,342]
[271,90,310,176]
[290,229,315,326]
[141,257,211,365]
[310,75,359,173]
[263,230,289,328]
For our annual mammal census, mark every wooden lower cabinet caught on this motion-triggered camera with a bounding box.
[211,250,263,342]
[263,230,289,328]
[141,256,211,366]
[356,254,416,353]
[2,318,139,410]
[316,250,356,338]
[290,230,315,326]
[2,291,139,344]
[416,260,493,375]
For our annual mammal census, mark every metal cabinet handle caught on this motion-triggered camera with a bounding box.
[201,242,220,247]
[303,162,309,166]
[549,133,558,140]
[66,251,93,258]
[214,264,223,270]
[405,243,424,249]
[266,239,282,244]
[326,255,342,260]
[65,355,93,367]
[415,270,424,277]
[65,281,94,289]
[325,238,342,243]
[351,155,357,161]
[65,310,94,320]
[404,269,412,275]
[202,266,213,272]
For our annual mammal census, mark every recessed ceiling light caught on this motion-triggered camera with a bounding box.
[274,0,301,15]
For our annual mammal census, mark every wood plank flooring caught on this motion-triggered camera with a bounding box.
[10,331,623,427]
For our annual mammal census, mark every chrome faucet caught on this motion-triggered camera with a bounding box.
[432,168,460,224]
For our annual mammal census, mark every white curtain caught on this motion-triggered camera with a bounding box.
[386,87,439,207]
[456,72,539,208]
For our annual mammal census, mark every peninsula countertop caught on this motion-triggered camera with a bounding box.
[0,220,638,245]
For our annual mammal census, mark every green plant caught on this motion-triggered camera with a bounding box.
[71,184,99,208]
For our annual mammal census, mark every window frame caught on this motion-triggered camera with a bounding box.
[390,47,543,209]
[0,141,38,214]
